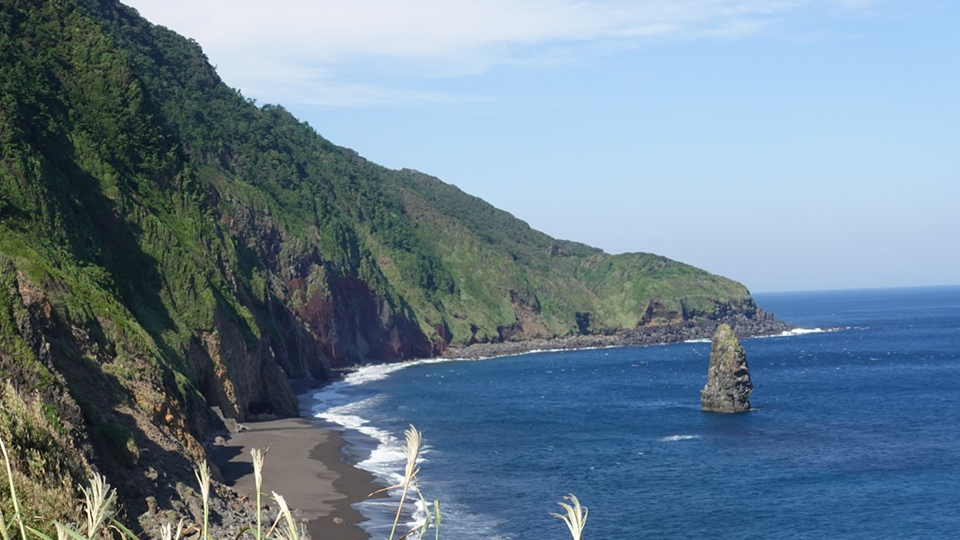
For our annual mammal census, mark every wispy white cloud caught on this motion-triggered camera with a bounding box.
[125,0,875,106]
[240,67,490,108]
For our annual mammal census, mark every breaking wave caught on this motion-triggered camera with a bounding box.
[660,435,701,442]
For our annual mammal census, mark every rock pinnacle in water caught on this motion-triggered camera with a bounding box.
[700,323,753,413]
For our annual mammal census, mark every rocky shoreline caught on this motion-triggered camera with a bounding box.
[443,309,792,360]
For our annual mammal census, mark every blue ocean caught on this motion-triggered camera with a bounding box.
[311,286,960,539]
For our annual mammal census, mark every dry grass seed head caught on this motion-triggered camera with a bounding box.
[551,494,588,540]
[250,449,265,493]
[159,519,185,540]
[402,425,422,483]
[54,522,71,540]
[159,522,171,540]
[0,435,28,540]
[194,461,211,540]
[193,462,211,505]
[273,520,306,540]
[81,473,117,538]
[271,492,300,540]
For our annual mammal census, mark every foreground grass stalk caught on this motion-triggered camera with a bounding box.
[251,449,265,540]
[0,482,8,540]
[271,493,299,540]
[415,493,432,540]
[389,483,411,540]
[110,516,145,540]
[194,462,211,540]
[81,473,117,538]
[388,426,422,540]
[0,437,27,540]
[54,522,69,540]
[172,519,184,540]
[433,500,440,540]
[158,521,179,540]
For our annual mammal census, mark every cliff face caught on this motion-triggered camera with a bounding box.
[0,0,783,531]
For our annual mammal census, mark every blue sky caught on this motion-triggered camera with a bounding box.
[127,0,958,292]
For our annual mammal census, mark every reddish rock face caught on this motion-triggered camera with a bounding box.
[285,270,434,367]
[222,195,443,373]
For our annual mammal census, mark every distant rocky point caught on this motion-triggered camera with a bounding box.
[700,324,753,413]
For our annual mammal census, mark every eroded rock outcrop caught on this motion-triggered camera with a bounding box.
[700,324,753,413]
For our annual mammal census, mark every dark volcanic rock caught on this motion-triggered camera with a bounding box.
[445,307,791,360]
[700,324,753,413]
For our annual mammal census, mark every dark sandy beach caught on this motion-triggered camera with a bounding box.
[211,416,383,540]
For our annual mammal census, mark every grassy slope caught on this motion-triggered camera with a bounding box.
[393,170,751,338]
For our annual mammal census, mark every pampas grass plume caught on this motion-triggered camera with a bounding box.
[551,494,588,540]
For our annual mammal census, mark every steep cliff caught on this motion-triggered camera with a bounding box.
[0,0,783,531]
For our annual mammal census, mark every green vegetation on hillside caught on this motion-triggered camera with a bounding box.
[0,0,762,530]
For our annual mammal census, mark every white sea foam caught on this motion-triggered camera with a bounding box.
[311,360,457,535]
[337,355,494,388]
[689,327,841,344]
[779,327,827,336]
[660,434,701,442]
[334,347,576,387]
[752,327,846,339]
[312,388,405,484]
[341,362,416,385]
[335,343,624,389]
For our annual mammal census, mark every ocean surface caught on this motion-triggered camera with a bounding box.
[310,286,960,539]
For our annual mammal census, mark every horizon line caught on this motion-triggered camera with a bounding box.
[752,283,960,295]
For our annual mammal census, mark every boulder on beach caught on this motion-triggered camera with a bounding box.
[700,324,753,413]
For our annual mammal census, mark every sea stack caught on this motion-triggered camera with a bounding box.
[700,323,753,413]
